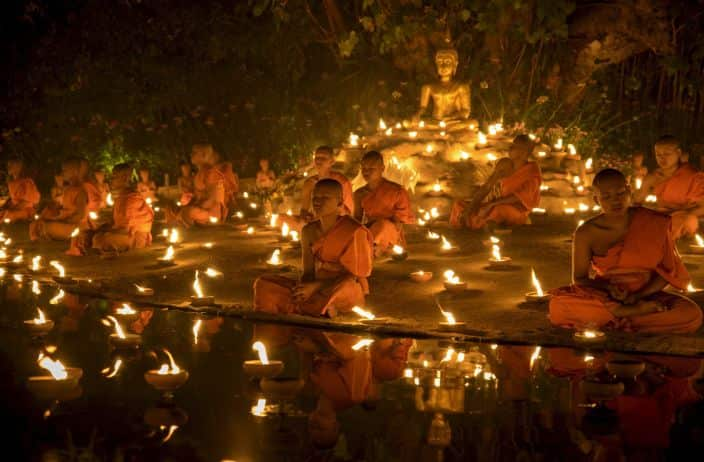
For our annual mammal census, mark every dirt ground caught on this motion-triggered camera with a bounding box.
[5,211,704,357]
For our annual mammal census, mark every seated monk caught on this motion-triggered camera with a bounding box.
[92,163,154,252]
[353,150,415,256]
[30,157,88,242]
[177,160,194,206]
[217,158,239,212]
[136,166,157,203]
[165,144,226,227]
[280,146,354,233]
[255,158,276,191]
[549,168,702,333]
[450,134,541,229]
[254,178,373,317]
[0,157,40,222]
[50,173,64,207]
[93,166,110,209]
[633,135,704,239]
[79,158,103,217]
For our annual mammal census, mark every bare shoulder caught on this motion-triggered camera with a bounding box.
[301,220,321,238]
[575,216,601,239]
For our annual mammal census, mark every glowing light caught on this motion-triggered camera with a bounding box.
[115,303,136,315]
[267,248,282,266]
[13,274,22,282]
[102,359,123,378]
[441,347,455,362]
[251,398,267,417]
[645,194,657,203]
[564,207,576,215]
[392,245,405,255]
[567,144,577,155]
[235,211,244,219]
[89,211,98,220]
[425,144,433,154]
[430,207,439,218]
[403,368,413,378]
[531,268,544,297]
[243,192,249,199]
[554,138,563,150]
[269,213,279,227]
[531,207,546,214]
[252,341,269,364]
[281,222,290,238]
[529,346,542,371]
[578,203,589,212]
[443,269,461,285]
[385,127,393,136]
[157,349,181,375]
[418,120,425,128]
[192,270,204,298]
[31,255,41,271]
[528,133,536,140]
[352,306,375,320]
[427,231,440,240]
[408,131,418,138]
[193,319,202,345]
[12,254,22,263]
[37,354,68,380]
[106,193,114,206]
[204,267,223,277]
[696,234,704,247]
[635,178,643,190]
[378,118,387,130]
[585,158,593,170]
[168,228,179,244]
[203,242,214,248]
[477,131,487,146]
[440,235,454,251]
[491,244,503,261]
[32,308,47,324]
[249,202,258,209]
[352,338,374,350]
[160,245,175,261]
[572,175,581,185]
[440,308,457,325]
[490,236,500,244]
[459,151,471,160]
[49,260,65,277]
[70,228,79,238]
[246,226,255,235]
[106,315,126,339]
[687,283,699,293]
[49,289,65,305]
[431,181,442,193]
[208,216,218,224]
[537,151,547,158]
[348,132,359,146]
[290,230,300,242]
[32,280,41,295]
[134,283,152,294]
[439,120,446,129]
[486,152,497,161]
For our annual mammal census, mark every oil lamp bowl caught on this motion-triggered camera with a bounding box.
[438,321,467,331]
[438,247,461,257]
[390,251,408,262]
[443,281,467,293]
[23,319,55,335]
[190,296,215,307]
[410,271,433,283]
[606,359,645,379]
[109,333,142,349]
[488,257,513,269]
[242,360,284,378]
[131,287,154,296]
[27,367,83,397]
[573,330,606,343]
[53,276,77,285]
[359,317,391,325]
[144,369,190,391]
[525,292,551,303]
[260,377,305,399]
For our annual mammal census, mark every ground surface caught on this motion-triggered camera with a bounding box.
[5,211,704,357]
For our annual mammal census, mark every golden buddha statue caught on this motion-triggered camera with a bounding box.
[412,47,476,131]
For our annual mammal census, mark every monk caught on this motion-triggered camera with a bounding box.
[50,173,64,207]
[281,146,354,232]
[634,136,704,239]
[631,151,648,182]
[255,158,276,191]
[136,166,157,203]
[254,179,373,318]
[177,161,194,206]
[217,158,239,211]
[79,158,102,216]
[0,157,40,222]
[353,150,415,256]
[165,144,226,226]
[450,134,541,229]
[92,163,154,252]
[30,157,88,242]
[549,168,702,333]
[93,166,110,209]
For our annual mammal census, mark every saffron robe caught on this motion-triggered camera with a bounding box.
[357,179,415,253]
[255,170,276,190]
[93,191,154,251]
[136,180,157,202]
[651,163,704,238]
[218,162,239,207]
[0,178,40,221]
[549,208,702,333]
[171,165,226,225]
[178,175,194,206]
[83,181,102,213]
[30,185,88,241]
[450,162,542,229]
[254,215,373,317]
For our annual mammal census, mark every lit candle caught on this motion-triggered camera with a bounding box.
[574,328,606,342]
[243,341,284,378]
[348,132,359,146]
[144,349,189,391]
[378,118,387,130]
[477,131,487,146]
[488,244,512,267]
[266,248,283,266]
[24,308,54,335]
[554,138,563,150]
[352,306,376,321]
[427,231,440,240]
[410,270,433,283]
[443,269,467,292]
[191,270,215,306]
[391,244,407,261]
[645,194,657,203]
[106,315,141,348]
[526,268,551,302]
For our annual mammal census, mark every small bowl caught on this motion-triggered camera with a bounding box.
[488,257,513,269]
[131,286,154,296]
[525,292,551,303]
[410,271,433,283]
[53,276,77,285]
[190,296,215,307]
[438,321,467,331]
[444,281,467,293]
[574,330,606,343]
[109,333,142,349]
[606,359,645,379]
[23,320,55,335]
[242,360,284,378]
[390,251,408,262]
[144,370,190,391]
[26,367,83,398]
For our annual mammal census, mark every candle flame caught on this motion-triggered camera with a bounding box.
[267,248,282,266]
[529,346,542,371]
[408,131,418,138]
[477,131,487,145]
[106,193,114,206]
[418,120,425,128]
[488,124,497,136]
[102,359,123,378]
[443,269,460,285]
[567,144,576,155]
[425,144,433,154]
[38,354,68,380]
[531,268,544,297]
[164,349,181,374]
[192,270,204,298]
[193,319,202,345]
[385,127,393,136]
[645,194,657,203]
[161,245,175,261]
[49,260,65,277]
[403,368,413,378]
[31,255,41,271]
[531,207,546,214]
[537,151,547,157]
[116,303,136,315]
[585,158,593,170]
[134,283,151,293]
[168,228,179,244]
[204,267,223,277]
[430,207,439,218]
[290,230,300,242]
[12,254,22,263]
[249,202,258,209]
[491,244,502,261]
[582,330,598,338]
[554,138,563,150]
[49,289,65,305]
[392,245,405,255]
[252,341,269,364]
[490,236,500,244]
[440,235,453,250]
[235,211,244,219]
[32,280,41,295]
[696,234,704,247]
[441,347,455,362]
[251,398,267,416]
[243,192,249,199]
[578,202,589,212]
[106,315,126,339]
[459,151,471,160]
[69,227,80,238]
[246,226,254,235]
[487,152,497,161]
[572,175,581,185]
[564,207,576,215]
[208,216,218,224]
[687,283,698,293]
[378,118,387,130]
[269,213,279,227]
[349,132,359,146]
[427,231,440,240]
[351,338,374,350]
[0,249,5,259]
[33,308,47,324]
[352,306,376,320]
[89,211,98,220]
[432,180,441,192]
[440,309,456,325]
[202,242,214,248]
[635,178,643,190]
[281,222,290,237]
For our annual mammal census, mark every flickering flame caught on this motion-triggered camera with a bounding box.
[235,211,244,219]
[162,229,168,237]
[584,354,595,363]
[417,218,426,226]
[427,231,440,240]
[349,132,359,146]
[243,192,249,199]
[31,255,41,271]
[193,319,202,344]
[269,213,279,227]
[33,308,47,324]
[440,235,454,250]
[635,178,643,190]
[13,274,22,282]
[540,184,549,191]
[423,211,431,221]
[352,306,376,320]
[577,185,585,193]
[12,254,22,263]
[564,207,576,215]
[491,244,503,261]
[157,349,181,375]
[267,249,282,266]
[249,202,258,210]
[529,346,542,371]
[352,338,374,351]
[477,131,487,146]
[572,175,581,185]
[134,283,151,294]
[490,236,500,244]
[459,151,471,160]
[395,122,402,129]
[281,222,290,237]
[567,144,576,155]
[106,315,126,339]
[204,267,223,277]
[290,230,300,242]
[441,347,455,362]
[430,207,439,218]
[203,242,214,248]
[3,218,9,224]
[645,194,657,203]
[403,368,413,378]
[687,283,699,293]
[440,308,457,325]
[208,216,218,224]
[38,354,68,380]
[578,203,589,212]
[385,127,393,136]
[0,249,5,259]
[192,270,204,298]
[378,118,387,130]
[89,211,98,220]
[418,120,425,128]
[251,398,267,417]
[531,268,544,297]
[392,245,405,255]
[252,341,270,364]
[695,234,704,247]
[168,228,179,244]
[49,289,65,305]
[425,144,433,154]
[554,138,563,150]
[431,181,442,193]
[106,193,114,206]
[531,207,546,214]
[70,228,79,238]
[592,205,601,211]
[488,124,497,136]
[443,269,460,285]
[529,133,536,140]
[578,219,585,227]
[486,153,497,161]
[161,245,175,261]
[537,151,547,157]
[32,280,40,295]
[439,120,446,129]
[286,208,293,216]
[49,260,65,277]
[408,131,418,138]
[585,158,593,170]
[116,303,136,315]
[102,359,123,378]
[246,226,254,234]
[456,351,465,362]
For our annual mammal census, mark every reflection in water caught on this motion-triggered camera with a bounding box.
[0,279,702,460]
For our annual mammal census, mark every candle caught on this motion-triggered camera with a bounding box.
[443,269,467,292]
[144,349,189,391]
[410,270,433,283]
[251,398,267,417]
[689,234,704,254]
[106,315,141,348]
[191,270,215,306]
[348,132,359,146]
[477,131,487,146]
[438,307,465,328]
[526,268,551,302]
[488,244,512,267]
[50,260,75,284]
[378,118,387,130]
[391,244,408,261]
[133,283,154,296]
[351,338,374,350]
[27,353,82,398]
[24,308,54,335]
[574,328,606,342]
[243,341,284,378]
[266,248,283,266]
[439,235,459,255]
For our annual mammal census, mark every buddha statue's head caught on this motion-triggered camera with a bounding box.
[435,48,459,81]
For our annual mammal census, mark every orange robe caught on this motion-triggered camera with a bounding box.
[30,185,88,241]
[549,208,702,333]
[174,165,226,225]
[1,178,40,221]
[254,215,373,317]
[218,162,239,207]
[93,191,154,251]
[256,170,276,190]
[652,163,704,238]
[83,181,102,213]
[136,181,157,202]
[450,162,541,229]
[178,176,193,206]
[358,178,415,253]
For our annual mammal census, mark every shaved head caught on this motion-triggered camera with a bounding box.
[315,145,334,157]
[112,163,133,176]
[655,135,681,150]
[314,178,343,199]
[362,150,384,165]
[592,168,626,189]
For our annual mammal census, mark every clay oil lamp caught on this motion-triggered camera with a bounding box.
[427,230,440,241]
[49,289,65,305]
[352,306,388,325]
[438,309,465,330]
[351,338,374,351]
[443,270,467,293]
[266,248,283,267]
[30,255,42,273]
[101,358,123,379]
[105,315,142,349]
[144,349,189,392]
[606,358,645,380]
[690,234,704,254]
[439,236,460,256]
[645,194,657,204]
[585,157,594,173]
[190,270,215,307]
[410,270,433,283]
[250,398,268,417]
[156,245,177,267]
[50,260,76,285]
[390,244,408,261]
[476,131,487,148]
[427,180,443,196]
[526,268,551,302]
[114,303,139,323]
[574,328,606,343]
[132,283,154,296]
[488,244,512,269]
[27,353,83,399]
[260,377,305,400]
[24,308,54,335]
[243,341,283,378]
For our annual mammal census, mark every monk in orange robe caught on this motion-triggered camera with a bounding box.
[217,159,239,211]
[50,173,65,207]
[255,158,276,191]
[92,163,154,252]
[280,146,354,232]
[136,166,157,203]
[93,167,110,209]
[254,178,373,318]
[450,134,541,229]
[353,150,415,257]
[0,157,40,222]
[30,157,88,242]
[549,168,702,333]
[634,135,704,239]
[177,160,194,206]
[166,144,226,226]
[79,158,103,216]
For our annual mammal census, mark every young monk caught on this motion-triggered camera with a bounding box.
[631,151,648,180]
[634,136,704,239]
[0,157,40,222]
[254,179,373,317]
[177,161,194,206]
[281,146,354,232]
[217,158,239,211]
[93,166,110,209]
[450,134,542,229]
[50,173,65,207]
[165,144,226,226]
[136,166,157,203]
[255,158,276,191]
[79,158,103,215]
[353,150,415,256]
[92,163,154,252]
[30,157,88,242]
[549,168,702,333]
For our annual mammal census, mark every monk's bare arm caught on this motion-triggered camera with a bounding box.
[200,181,224,210]
[572,225,609,291]
[627,273,669,302]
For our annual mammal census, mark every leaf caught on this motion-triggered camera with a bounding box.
[338,31,359,58]
[252,0,270,17]
[460,9,471,22]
